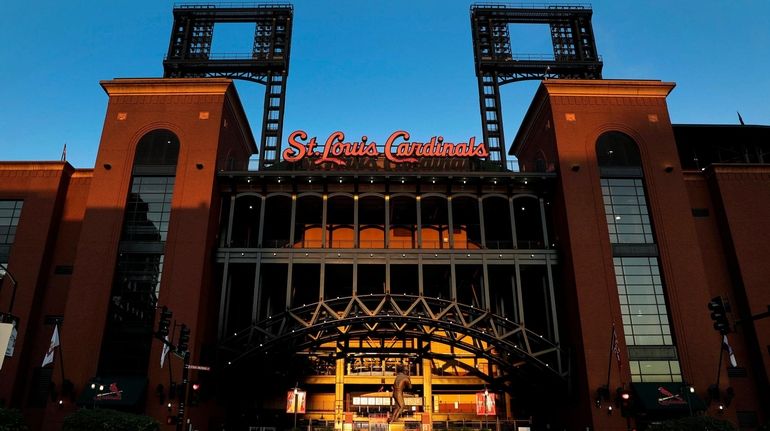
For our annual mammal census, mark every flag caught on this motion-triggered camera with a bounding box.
[160,335,170,368]
[722,334,738,367]
[737,111,745,126]
[611,324,622,371]
[42,325,60,367]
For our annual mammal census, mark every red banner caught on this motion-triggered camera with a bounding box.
[475,392,496,416]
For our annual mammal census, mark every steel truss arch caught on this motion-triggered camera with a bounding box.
[219,293,568,386]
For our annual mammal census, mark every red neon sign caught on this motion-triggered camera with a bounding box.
[282,130,489,166]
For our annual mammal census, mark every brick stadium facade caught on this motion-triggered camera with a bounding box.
[1,6,769,431]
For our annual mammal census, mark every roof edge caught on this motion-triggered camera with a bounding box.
[100,77,233,96]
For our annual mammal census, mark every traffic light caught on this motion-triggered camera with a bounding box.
[177,324,190,353]
[708,296,731,335]
[616,388,632,417]
[157,306,172,337]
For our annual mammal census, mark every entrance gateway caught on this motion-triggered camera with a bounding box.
[161,2,602,430]
[216,160,564,430]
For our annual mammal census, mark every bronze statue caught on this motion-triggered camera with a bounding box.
[388,364,412,423]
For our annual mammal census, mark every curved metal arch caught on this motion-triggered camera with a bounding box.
[450,193,480,201]
[511,194,540,202]
[264,192,293,200]
[480,193,509,202]
[296,191,324,199]
[234,192,264,200]
[359,225,385,231]
[327,192,355,199]
[419,192,449,200]
[389,192,418,200]
[220,293,567,384]
[358,192,386,199]
[328,225,354,233]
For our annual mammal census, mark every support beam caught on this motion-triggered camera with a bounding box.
[422,357,433,431]
[335,357,345,431]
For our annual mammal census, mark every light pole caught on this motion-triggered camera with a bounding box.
[483,388,489,431]
[91,383,105,409]
[294,384,300,430]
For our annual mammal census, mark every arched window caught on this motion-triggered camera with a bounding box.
[327,195,354,248]
[101,129,180,375]
[596,131,683,383]
[230,195,261,247]
[595,133,651,245]
[123,130,180,242]
[483,196,513,249]
[134,129,180,168]
[596,131,642,170]
[451,196,481,249]
[263,195,292,247]
[421,196,449,249]
[513,196,543,248]
[358,195,385,248]
[293,195,322,248]
[389,196,416,248]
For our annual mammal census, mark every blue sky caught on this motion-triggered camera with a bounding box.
[1,1,768,168]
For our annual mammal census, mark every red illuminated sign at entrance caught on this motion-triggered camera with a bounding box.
[282,130,489,166]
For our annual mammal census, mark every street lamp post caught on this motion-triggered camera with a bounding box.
[91,383,105,409]
[483,388,489,431]
[294,384,299,430]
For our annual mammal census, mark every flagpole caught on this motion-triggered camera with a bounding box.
[57,323,67,397]
[168,323,176,400]
[606,324,615,389]
[168,343,173,386]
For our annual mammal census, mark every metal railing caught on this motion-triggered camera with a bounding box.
[471,2,590,10]
[228,237,549,251]
[175,2,293,9]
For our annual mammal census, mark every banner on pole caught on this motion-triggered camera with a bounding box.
[42,325,60,367]
[0,323,13,370]
[475,392,496,416]
[286,390,307,413]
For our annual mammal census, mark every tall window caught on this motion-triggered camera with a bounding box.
[99,130,179,375]
[597,131,681,383]
[0,200,23,267]
[123,177,175,242]
[602,179,653,244]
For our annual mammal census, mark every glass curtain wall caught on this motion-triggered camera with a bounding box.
[98,130,179,375]
[597,131,682,383]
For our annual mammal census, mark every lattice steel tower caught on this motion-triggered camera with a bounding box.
[471,4,603,167]
[163,3,293,169]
